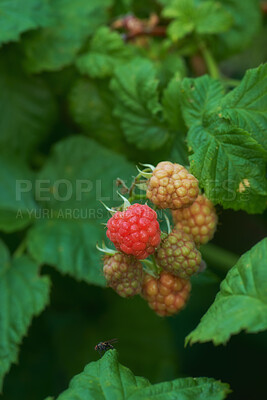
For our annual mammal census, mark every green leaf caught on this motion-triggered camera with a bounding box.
[22,0,112,72]
[220,64,267,152]
[167,20,194,42]
[0,0,51,45]
[56,350,149,400]
[27,220,105,286]
[163,0,195,41]
[180,71,267,213]
[76,27,135,78]
[188,125,267,213]
[110,59,170,150]
[163,0,260,58]
[0,53,56,159]
[0,240,50,391]
[163,0,232,42]
[27,136,135,286]
[186,238,267,345]
[0,155,37,232]
[130,377,230,400]
[195,1,233,35]
[180,75,225,127]
[68,79,127,154]
[54,350,230,400]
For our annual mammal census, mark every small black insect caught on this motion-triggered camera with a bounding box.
[94,338,118,356]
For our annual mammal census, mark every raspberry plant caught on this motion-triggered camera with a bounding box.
[0,1,266,399]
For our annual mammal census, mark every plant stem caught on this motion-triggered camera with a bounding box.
[13,239,27,258]
[200,243,239,275]
[199,41,220,79]
[128,194,147,203]
[221,78,240,87]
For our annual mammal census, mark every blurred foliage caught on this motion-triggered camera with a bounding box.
[0,0,267,399]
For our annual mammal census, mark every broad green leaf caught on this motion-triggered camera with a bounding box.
[130,377,230,400]
[163,0,232,42]
[56,350,150,400]
[22,0,112,72]
[220,64,267,152]
[195,1,232,35]
[68,79,127,154]
[110,59,170,150]
[27,136,135,285]
[180,75,225,127]
[214,0,261,59]
[0,54,56,159]
[167,20,194,42]
[163,0,261,58]
[27,220,105,286]
[0,155,37,232]
[0,0,50,45]
[76,27,135,78]
[0,240,50,391]
[188,125,267,213]
[54,350,230,400]
[186,238,267,345]
[180,72,267,213]
[33,136,135,213]
[163,0,195,41]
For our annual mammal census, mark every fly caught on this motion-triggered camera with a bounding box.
[94,338,118,356]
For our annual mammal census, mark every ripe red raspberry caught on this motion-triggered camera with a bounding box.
[103,253,143,298]
[146,161,199,209]
[155,230,201,279]
[142,271,191,316]
[172,194,218,245]
[106,203,161,259]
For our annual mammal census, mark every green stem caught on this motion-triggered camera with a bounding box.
[128,194,147,203]
[220,78,240,87]
[13,239,27,258]
[200,243,239,275]
[199,41,220,79]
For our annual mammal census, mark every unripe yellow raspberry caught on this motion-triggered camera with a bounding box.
[172,194,218,245]
[146,161,199,209]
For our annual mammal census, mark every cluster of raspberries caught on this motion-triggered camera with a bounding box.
[103,161,217,317]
